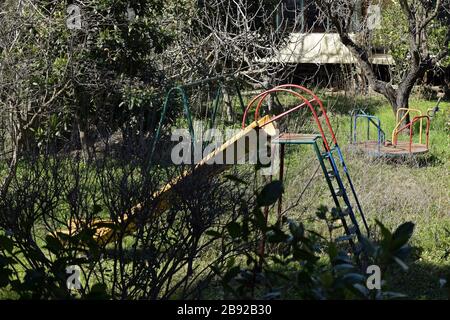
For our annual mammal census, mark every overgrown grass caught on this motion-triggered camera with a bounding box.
[275,94,450,299]
[1,93,448,299]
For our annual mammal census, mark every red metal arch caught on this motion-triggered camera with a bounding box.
[242,84,337,151]
[393,115,430,152]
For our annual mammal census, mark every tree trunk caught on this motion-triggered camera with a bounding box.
[15,101,38,154]
[222,87,234,122]
[14,124,34,154]
[335,29,420,125]
[263,75,274,112]
[383,86,411,130]
[75,86,91,160]
[396,73,421,125]
[78,120,89,159]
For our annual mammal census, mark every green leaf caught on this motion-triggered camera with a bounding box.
[0,235,14,253]
[393,256,409,271]
[27,249,47,263]
[56,232,72,243]
[360,236,377,257]
[24,268,46,287]
[223,266,241,284]
[292,247,317,262]
[265,270,289,282]
[224,174,247,185]
[382,291,408,299]
[315,206,328,220]
[87,283,110,300]
[333,253,353,265]
[205,230,222,238]
[263,291,281,300]
[226,222,241,239]
[270,255,286,265]
[391,222,415,251]
[327,242,338,261]
[210,265,222,277]
[297,270,314,286]
[342,273,366,285]
[45,235,63,255]
[375,219,392,243]
[266,229,289,244]
[334,264,356,274]
[288,221,304,239]
[93,222,120,231]
[0,256,15,268]
[351,283,369,298]
[395,246,412,260]
[0,268,12,287]
[92,204,103,215]
[226,257,236,270]
[253,209,267,231]
[75,228,96,244]
[241,218,249,241]
[256,180,284,207]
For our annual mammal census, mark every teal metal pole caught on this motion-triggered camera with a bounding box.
[150,86,195,164]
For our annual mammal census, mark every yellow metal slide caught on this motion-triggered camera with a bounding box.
[59,115,277,245]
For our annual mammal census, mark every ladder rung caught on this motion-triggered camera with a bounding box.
[340,207,351,217]
[334,189,344,197]
[332,219,343,229]
[354,243,363,255]
[327,170,335,178]
[335,234,356,242]
[321,152,330,159]
[347,225,358,235]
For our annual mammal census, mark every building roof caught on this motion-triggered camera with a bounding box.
[261,33,395,65]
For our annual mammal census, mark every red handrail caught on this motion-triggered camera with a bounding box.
[242,85,337,151]
[393,115,430,152]
[261,84,337,145]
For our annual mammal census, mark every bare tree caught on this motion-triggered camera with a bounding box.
[0,0,71,196]
[314,0,450,116]
[162,0,307,88]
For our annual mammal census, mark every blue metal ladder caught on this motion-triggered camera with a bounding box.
[274,133,370,254]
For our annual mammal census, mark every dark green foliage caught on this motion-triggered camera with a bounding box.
[256,180,284,207]
[208,183,416,299]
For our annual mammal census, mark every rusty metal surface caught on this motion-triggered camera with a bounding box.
[273,133,322,144]
[352,141,429,156]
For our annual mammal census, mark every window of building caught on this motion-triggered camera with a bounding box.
[279,0,333,33]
